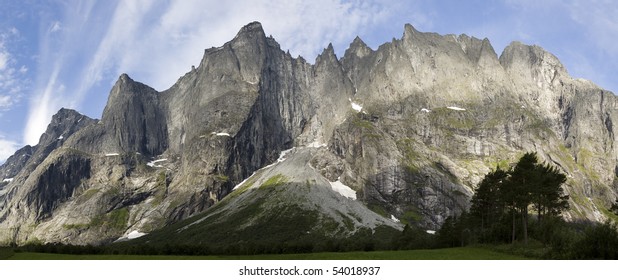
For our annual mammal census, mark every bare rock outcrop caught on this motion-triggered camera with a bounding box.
[1,22,617,245]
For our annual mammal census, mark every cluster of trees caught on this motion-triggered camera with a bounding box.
[468,152,568,244]
[439,152,569,246]
[438,152,618,259]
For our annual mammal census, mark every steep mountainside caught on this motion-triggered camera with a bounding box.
[0,22,616,245]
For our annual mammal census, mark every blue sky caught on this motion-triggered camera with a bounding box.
[0,0,616,161]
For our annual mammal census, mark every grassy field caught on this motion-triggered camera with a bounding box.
[2,247,528,260]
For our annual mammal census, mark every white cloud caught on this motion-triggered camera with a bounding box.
[24,1,98,145]
[0,32,25,111]
[0,50,7,71]
[95,0,390,90]
[0,95,11,108]
[24,66,63,144]
[565,1,618,57]
[49,21,61,33]
[0,136,20,163]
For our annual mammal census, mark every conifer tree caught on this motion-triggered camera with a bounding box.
[532,163,568,222]
[470,167,507,231]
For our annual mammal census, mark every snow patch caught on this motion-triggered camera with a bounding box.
[105,153,119,157]
[351,102,363,112]
[233,171,256,190]
[426,230,436,235]
[115,230,147,242]
[127,230,146,239]
[209,132,231,137]
[421,108,431,113]
[57,135,64,140]
[390,215,400,223]
[329,179,357,200]
[232,148,295,190]
[2,178,13,183]
[277,148,294,162]
[147,158,168,168]
[447,106,466,111]
[259,148,295,170]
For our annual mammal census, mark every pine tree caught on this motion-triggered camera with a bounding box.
[502,152,538,244]
[444,152,569,246]
[470,167,507,232]
[501,152,568,244]
[532,163,568,222]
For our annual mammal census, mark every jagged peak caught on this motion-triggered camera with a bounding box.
[49,108,88,124]
[35,107,94,148]
[351,36,366,46]
[233,21,266,41]
[113,73,137,89]
[343,36,373,62]
[499,41,566,71]
[315,43,340,69]
[119,73,131,81]
[403,23,419,39]
[55,107,75,115]
[240,21,263,32]
[478,37,499,64]
[479,37,497,54]
[110,73,157,94]
[51,108,84,122]
[453,34,499,64]
[351,36,370,51]
[325,42,335,52]
[318,43,337,60]
[500,41,541,63]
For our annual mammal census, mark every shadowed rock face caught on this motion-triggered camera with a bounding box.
[26,154,91,221]
[0,21,617,245]
[64,75,168,157]
[0,108,96,182]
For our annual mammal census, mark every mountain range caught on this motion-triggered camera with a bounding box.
[0,22,616,245]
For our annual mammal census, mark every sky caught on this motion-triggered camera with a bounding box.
[0,0,616,162]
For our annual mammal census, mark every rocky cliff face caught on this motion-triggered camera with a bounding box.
[0,22,616,245]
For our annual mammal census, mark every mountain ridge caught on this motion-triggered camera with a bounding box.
[0,21,616,245]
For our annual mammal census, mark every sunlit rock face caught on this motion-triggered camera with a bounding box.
[0,22,616,245]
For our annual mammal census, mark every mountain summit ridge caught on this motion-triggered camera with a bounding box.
[0,22,615,245]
